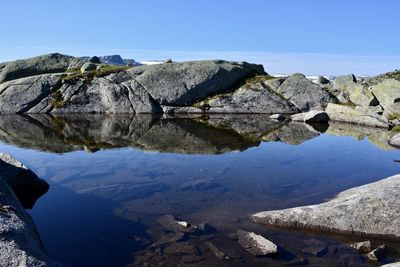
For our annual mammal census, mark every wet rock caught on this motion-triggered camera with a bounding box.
[251,174,400,238]
[381,262,400,267]
[152,232,185,247]
[284,257,309,266]
[291,110,329,123]
[163,242,199,255]
[367,244,387,261]
[197,223,216,234]
[236,230,278,256]
[270,114,286,121]
[302,245,328,257]
[204,241,225,260]
[181,254,204,263]
[226,232,238,241]
[158,214,196,233]
[350,241,372,253]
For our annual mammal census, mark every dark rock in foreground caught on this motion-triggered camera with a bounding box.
[0,154,58,266]
[251,174,400,239]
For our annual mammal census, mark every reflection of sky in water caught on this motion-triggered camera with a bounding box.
[0,116,399,266]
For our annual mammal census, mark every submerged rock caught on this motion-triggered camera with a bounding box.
[251,174,400,238]
[236,230,278,256]
[158,214,196,233]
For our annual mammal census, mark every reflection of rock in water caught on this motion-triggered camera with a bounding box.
[0,153,49,209]
[0,114,396,155]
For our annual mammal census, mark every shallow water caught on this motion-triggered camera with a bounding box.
[1,114,399,266]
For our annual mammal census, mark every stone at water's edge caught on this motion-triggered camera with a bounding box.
[290,110,329,123]
[250,174,400,239]
[389,133,400,148]
[0,154,59,266]
[236,230,278,256]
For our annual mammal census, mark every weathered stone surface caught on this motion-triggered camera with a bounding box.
[89,56,101,64]
[371,79,400,108]
[291,111,329,123]
[0,53,84,83]
[162,106,203,114]
[206,82,299,114]
[316,76,330,85]
[273,74,336,111]
[325,103,388,128]
[152,232,185,247]
[0,155,58,267]
[349,241,372,253]
[236,230,278,256]
[0,74,61,113]
[131,60,265,106]
[251,174,400,238]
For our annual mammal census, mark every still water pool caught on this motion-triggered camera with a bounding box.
[0,114,399,266]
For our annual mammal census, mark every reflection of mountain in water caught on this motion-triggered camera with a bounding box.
[0,114,395,154]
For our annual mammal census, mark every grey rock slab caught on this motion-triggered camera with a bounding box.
[207,82,299,114]
[274,73,336,111]
[325,103,389,128]
[0,74,61,113]
[251,174,400,238]
[236,230,278,256]
[80,62,97,73]
[131,60,265,106]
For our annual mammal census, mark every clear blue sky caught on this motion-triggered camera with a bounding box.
[1,0,399,75]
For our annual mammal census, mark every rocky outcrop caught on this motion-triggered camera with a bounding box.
[236,230,278,256]
[273,74,336,111]
[0,53,84,83]
[204,78,299,114]
[251,174,400,239]
[0,154,58,266]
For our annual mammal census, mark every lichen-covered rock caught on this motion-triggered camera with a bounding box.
[325,103,388,128]
[273,74,336,111]
[371,79,400,119]
[0,53,85,83]
[251,174,400,238]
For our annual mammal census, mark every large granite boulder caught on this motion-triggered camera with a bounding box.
[205,80,299,114]
[0,74,61,113]
[0,53,85,83]
[130,60,265,106]
[371,79,400,119]
[325,103,388,128]
[0,154,58,266]
[272,74,336,111]
[251,174,400,239]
